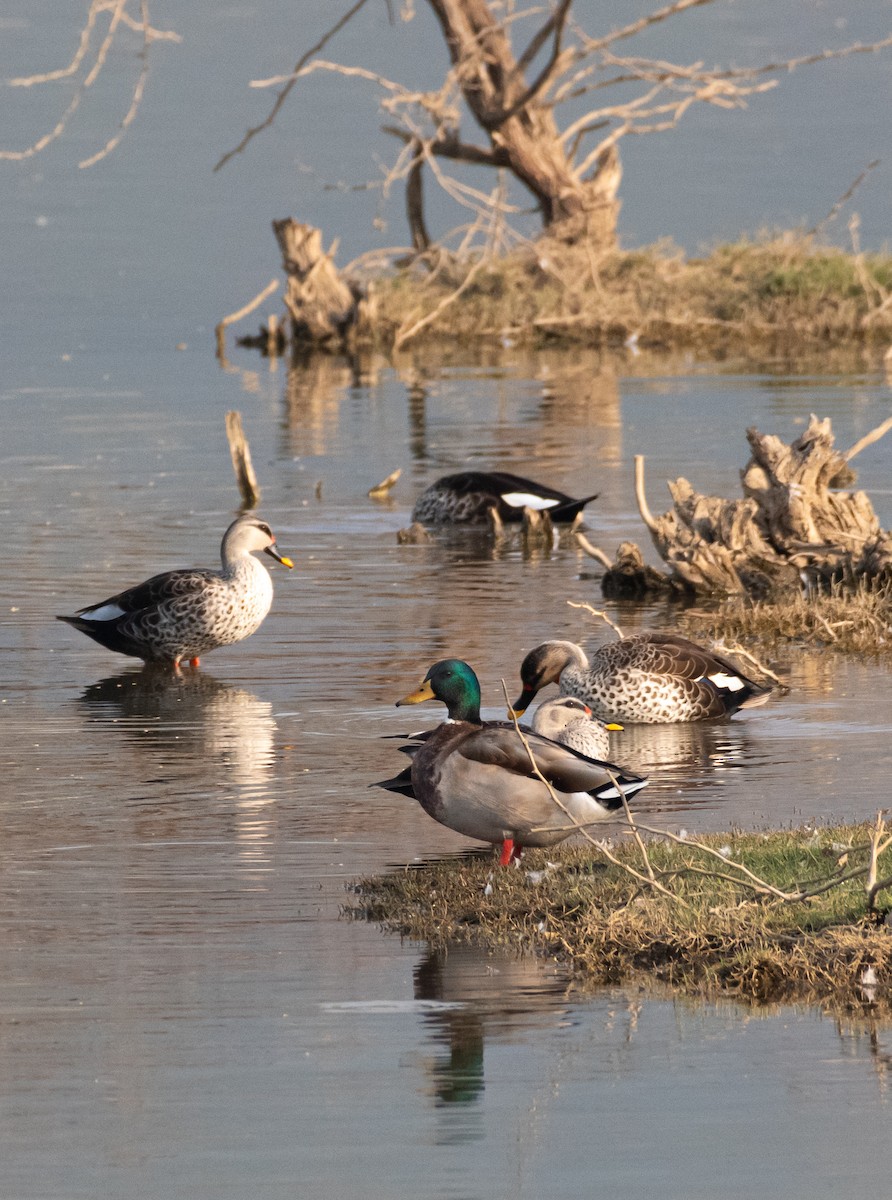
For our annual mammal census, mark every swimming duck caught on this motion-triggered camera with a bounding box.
[57,513,293,667]
[529,696,622,760]
[513,635,772,725]
[411,471,597,526]
[390,659,648,864]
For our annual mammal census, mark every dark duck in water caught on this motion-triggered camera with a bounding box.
[411,471,598,525]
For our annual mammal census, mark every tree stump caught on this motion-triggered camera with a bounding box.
[272,219,368,348]
[628,414,892,597]
[600,541,684,599]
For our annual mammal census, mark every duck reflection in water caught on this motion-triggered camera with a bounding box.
[612,720,761,814]
[77,666,277,788]
[413,939,570,1140]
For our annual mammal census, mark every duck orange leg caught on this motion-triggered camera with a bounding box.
[499,839,524,866]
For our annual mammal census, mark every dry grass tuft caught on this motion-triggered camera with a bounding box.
[365,234,892,350]
[683,579,892,657]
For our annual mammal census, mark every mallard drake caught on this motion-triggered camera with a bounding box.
[388,659,647,864]
[411,471,597,525]
[529,696,622,760]
[513,635,773,724]
[57,513,293,667]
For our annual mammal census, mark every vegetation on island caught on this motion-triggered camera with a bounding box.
[352,818,892,1010]
[355,235,892,353]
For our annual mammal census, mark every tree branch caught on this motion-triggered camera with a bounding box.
[382,123,508,167]
[502,0,574,118]
[213,0,372,173]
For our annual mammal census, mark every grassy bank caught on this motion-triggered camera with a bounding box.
[353,821,892,1009]
[368,235,892,350]
[680,581,892,660]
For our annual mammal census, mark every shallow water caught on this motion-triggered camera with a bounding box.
[3,3,892,1192]
[3,350,892,1197]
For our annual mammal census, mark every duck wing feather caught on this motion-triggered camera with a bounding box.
[77,567,220,617]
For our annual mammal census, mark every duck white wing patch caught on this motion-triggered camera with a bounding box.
[83,602,127,622]
[500,492,560,511]
[705,671,745,692]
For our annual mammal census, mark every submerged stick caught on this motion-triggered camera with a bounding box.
[368,468,401,498]
[567,600,625,640]
[225,410,261,510]
[215,277,281,359]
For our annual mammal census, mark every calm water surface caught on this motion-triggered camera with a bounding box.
[2,351,892,1198]
[3,3,892,1193]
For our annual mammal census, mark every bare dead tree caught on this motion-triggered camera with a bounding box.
[0,0,180,169]
[233,0,892,251]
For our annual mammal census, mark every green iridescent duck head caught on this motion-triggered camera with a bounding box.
[396,659,482,723]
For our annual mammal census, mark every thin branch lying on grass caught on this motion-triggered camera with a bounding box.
[632,816,892,909]
[393,255,487,350]
[501,671,892,914]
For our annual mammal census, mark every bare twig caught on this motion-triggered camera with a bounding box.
[499,679,686,907]
[807,159,881,239]
[573,531,613,568]
[634,454,660,533]
[566,600,625,640]
[368,468,402,498]
[393,255,487,350]
[844,415,892,463]
[213,0,372,172]
[215,278,282,359]
[0,1,179,165]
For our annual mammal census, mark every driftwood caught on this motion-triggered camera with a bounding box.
[626,414,892,597]
[599,541,684,600]
[272,219,372,348]
[225,410,261,510]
